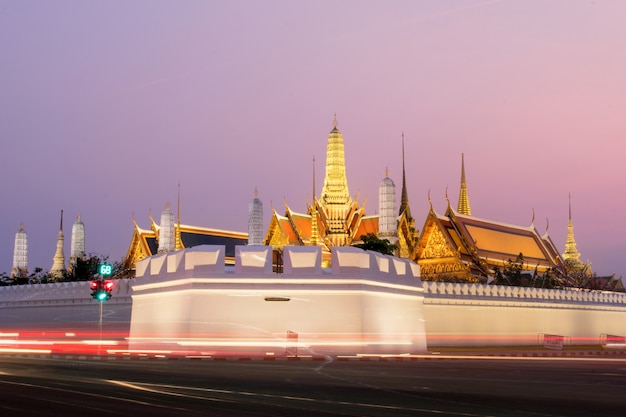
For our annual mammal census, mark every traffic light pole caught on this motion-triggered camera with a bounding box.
[91,263,114,356]
[98,300,103,355]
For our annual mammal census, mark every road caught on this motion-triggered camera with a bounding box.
[1,355,625,416]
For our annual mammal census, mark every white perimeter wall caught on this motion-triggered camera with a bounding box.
[422,281,626,347]
[0,280,133,334]
[128,245,426,356]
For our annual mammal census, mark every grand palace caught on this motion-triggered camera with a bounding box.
[114,116,620,289]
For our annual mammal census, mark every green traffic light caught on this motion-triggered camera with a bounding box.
[97,291,108,301]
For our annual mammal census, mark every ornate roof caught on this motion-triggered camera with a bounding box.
[417,204,564,282]
[124,221,248,270]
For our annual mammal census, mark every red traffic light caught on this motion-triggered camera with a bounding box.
[90,280,99,291]
[103,280,114,292]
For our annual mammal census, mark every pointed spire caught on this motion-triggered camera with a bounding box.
[378,165,397,240]
[50,210,66,278]
[248,187,264,246]
[12,221,28,279]
[320,115,352,246]
[398,131,412,220]
[70,211,86,270]
[158,201,175,253]
[457,153,472,215]
[562,193,582,265]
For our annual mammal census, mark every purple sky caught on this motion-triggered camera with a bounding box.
[1,0,624,279]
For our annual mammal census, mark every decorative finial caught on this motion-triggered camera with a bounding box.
[333,113,337,129]
[531,208,535,225]
[254,187,259,197]
[77,213,81,221]
[165,201,171,210]
[545,217,550,234]
[385,166,389,177]
[568,192,572,221]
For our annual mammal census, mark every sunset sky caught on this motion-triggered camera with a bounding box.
[1,0,624,279]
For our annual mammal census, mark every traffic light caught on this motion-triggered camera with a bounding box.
[90,279,114,301]
[90,280,99,299]
[103,280,114,300]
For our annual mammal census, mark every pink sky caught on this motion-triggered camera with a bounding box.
[0,0,624,279]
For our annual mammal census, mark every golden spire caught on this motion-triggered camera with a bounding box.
[320,115,352,245]
[398,132,412,220]
[562,193,581,265]
[457,153,472,215]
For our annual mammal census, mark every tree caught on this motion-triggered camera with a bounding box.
[67,255,102,281]
[354,233,397,256]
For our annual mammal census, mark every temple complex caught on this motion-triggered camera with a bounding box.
[118,119,617,288]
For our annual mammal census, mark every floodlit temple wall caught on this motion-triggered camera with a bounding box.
[128,245,427,356]
[422,281,626,347]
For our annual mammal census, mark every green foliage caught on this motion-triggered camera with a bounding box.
[354,233,397,256]
[1,253,135,285]
[493,253,564,289]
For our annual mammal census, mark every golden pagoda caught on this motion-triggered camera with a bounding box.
[264,116,378,266]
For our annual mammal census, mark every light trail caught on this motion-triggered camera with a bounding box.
[107,380,489,416]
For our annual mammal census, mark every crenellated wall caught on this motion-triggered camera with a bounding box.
[128,245,427,355]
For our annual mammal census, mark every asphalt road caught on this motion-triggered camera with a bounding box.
[1,355,625,417]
